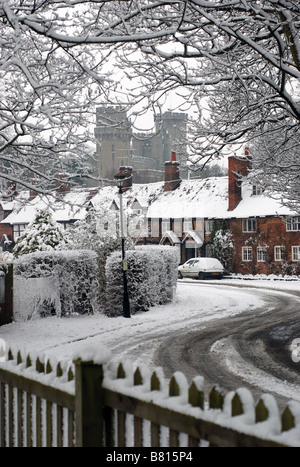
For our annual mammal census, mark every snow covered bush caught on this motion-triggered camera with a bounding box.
[105,246,178,316]
[14,250,98,320]
[13,209,66,258]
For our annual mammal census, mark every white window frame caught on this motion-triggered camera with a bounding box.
[286,217,300,232]
[162,218,171,234]
[292,246,300,261]
[183,218,193,233]
[257,246,267,262]
[274,246,285,262]
[242,218,256,232]
[242,246,252,262]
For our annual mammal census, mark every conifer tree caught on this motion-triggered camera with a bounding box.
[13,209,66,258]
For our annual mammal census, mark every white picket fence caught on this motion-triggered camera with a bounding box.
[0,343,300,447]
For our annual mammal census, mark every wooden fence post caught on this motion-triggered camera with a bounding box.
[74,359,105,447]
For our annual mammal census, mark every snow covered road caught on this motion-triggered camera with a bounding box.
[1,279,300,408]
[155,282,300,409]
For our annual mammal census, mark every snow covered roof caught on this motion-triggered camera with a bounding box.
[1,188,96,225]
[183,231,204,247]
[147,177,228,219]
[1,173,297,227]
[160,230,181,245]
[146,177,297,219]
[0,191,30,212]
[230,183,297,218]
[89,182,164,213]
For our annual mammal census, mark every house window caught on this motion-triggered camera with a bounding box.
[150,218,159,238]
[162,218,171,234]
[274,246,285,262]
[252,185,263,196]
[183,218,193,232]
[286,217,300,231]
[242,246,252,261]
[257,246,267,262]
[205,220,214,234]
[242,218,256,232]
[13,224,27,241]
[292,246,300,261]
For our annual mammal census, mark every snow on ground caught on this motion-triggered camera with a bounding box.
[2,277,300,446]
[0,279,264,361]
[1,277,300,374]
[1,277,300,401]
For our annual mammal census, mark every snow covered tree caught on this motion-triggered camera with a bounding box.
[12,209,66,258]
[211,226,235,273]
[0,1,115,196]
[1,1,300,206]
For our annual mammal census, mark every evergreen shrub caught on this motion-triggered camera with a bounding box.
[14,250,98,319]
[105,246,178,316]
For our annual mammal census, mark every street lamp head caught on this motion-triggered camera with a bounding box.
[115,176,125,189]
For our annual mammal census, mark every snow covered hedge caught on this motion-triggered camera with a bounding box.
[105,246,178,316]
[14,250,98,320]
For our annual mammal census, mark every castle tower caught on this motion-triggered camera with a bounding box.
[153,111,188,169]
[94,106,188,183]
[94,106,132,181]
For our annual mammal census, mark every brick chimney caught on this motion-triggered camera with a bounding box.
[164,152,181,192]
[56,172,70,197]
[115,166,133,191]
[228,148,252,211]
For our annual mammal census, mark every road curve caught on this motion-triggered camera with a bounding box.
[153,282,300,409]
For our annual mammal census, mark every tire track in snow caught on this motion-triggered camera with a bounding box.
[154,285,300,409]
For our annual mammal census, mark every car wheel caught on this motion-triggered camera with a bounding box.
[178,271,183,279]
[198,272,205,280]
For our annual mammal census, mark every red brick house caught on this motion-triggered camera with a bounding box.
[144,151,300,275]
[1,151,299,276]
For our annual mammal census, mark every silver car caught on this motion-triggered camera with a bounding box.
[178,257,224,280]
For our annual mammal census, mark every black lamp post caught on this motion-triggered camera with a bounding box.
[115,177,131,318]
